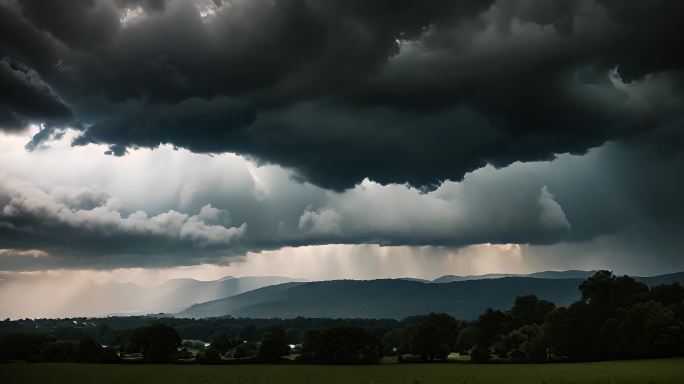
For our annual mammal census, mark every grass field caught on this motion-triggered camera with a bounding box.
[3,358,684,384]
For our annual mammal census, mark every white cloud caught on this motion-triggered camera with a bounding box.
[0,175,245,246]
[299,206,342,235]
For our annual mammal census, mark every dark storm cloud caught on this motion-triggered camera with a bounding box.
[1,0,682,189]
[0,57,73,131]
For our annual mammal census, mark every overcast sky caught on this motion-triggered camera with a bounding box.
[1,0,684,299]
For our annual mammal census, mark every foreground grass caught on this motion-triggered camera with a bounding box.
[3,358,684,384]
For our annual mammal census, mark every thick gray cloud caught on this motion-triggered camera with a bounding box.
[0,137,573,268]
[0,173,246,268]
[1,0,683,189]
[0,125,681,271]
[0,57,73,132]
[0,0,682,274]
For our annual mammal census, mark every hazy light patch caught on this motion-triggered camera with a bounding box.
[0,239,658,318]
[0,270,96,318]
[86,264,238,287]
[219,243,532,281]
[0,241,533,317]
[0,243,533,288]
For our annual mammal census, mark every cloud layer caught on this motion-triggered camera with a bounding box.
[0,173,246,268]
[1,125,682,272]
[0,1,683,278]
[1,0,683,189]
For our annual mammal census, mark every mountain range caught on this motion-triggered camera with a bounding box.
[431,270,598,283]
[178,272,684,320]
[97,276,306,315]
[5,270,681,319]
[0,275,304,318]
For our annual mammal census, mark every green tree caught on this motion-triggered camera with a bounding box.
[233,341,258,358]
[580,271,649,316]
[598,301,684,359]
[545,301,600,361]
[650,283,684,306]
[256,326,289,362]
[75,338,119,363]
[496,324,548,362]
[209,331,233,354]
[455,325,476,355]
[510,295,555,328]
[127,324,181,363]
[406,313,459,361]
[382,327,409,356]
[299,326,381,364]
[472,309,510,362]
[196,347,222,363]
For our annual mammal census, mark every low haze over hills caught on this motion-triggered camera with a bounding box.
[179,271,684,320]
[0,275,304,318]
[2,270,683,319]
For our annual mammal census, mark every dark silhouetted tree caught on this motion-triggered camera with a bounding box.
[196,346,222,363]
[580,271,649,318]
[597,301,684,359]
[510,295,555,328]
[209,331,233,354]
[299,326,381,364]
[233,341,258,358]
[239,325,259,342]
[256,326,289,362]
[650,283,684,306]
[406,313,459,361]
[472,309,510,362]
[127,323,181,363]
[455,325,476,355]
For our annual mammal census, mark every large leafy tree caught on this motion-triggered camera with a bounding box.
[300,326,382,364]
[509,295,555,328]
[127,323,181,363]
[406,313,460,361]
[256,326,290,362]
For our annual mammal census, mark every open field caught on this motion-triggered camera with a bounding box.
[3,359,684,384]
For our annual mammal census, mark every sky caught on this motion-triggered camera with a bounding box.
[1,0,684,307]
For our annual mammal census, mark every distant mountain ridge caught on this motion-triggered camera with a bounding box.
[178,271,684,320]
[0,275,305,318]
[4,270,680,319]
[431,270,598,283]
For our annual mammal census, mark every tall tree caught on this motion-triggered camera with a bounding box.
[127,323,181,363]
[406,313,460,361]
[256,326,290,362]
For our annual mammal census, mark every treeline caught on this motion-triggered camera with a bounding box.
[1,271,683,364]
[0,333,119,363]
[0,316,396,349]
[460,270,684,362]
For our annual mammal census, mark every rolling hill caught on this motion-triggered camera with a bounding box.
[431,270,598,283]
[178,272,684,320]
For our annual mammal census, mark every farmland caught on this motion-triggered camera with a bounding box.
[4,358,684,384]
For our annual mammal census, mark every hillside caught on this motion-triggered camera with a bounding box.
[178,272,684,320]
[432,270,599,283]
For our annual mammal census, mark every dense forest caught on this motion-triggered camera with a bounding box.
[1,271,682,364]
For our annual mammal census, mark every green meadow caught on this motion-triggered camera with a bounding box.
[4,358,684,384]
